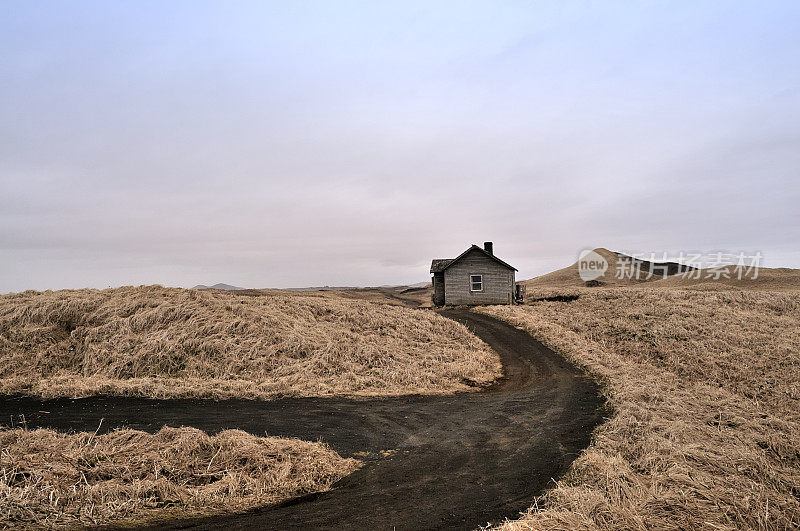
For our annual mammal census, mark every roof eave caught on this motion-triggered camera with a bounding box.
[440,245,518,272]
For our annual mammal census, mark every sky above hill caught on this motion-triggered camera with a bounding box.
[1,1,799,291]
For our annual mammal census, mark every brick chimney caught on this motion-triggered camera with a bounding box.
[484,241,493,255]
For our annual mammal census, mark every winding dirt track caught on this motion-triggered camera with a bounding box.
[0,309,605,530]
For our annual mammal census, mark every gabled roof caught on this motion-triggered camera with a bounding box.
[430,244,517,273]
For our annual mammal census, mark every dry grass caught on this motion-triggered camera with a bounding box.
[0,426,359,528]
[650,265,800,291]
[480,287,800,529]
[280,286,434,308]
[0,285,499,400]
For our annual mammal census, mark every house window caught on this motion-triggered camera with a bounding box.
[470,274,483,292]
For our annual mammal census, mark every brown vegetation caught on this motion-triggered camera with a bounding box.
[649,265,800,291]
[0,426,358,527]
[524,247,800,293]
[480,287,800,529]
[0,286,499,400]
[523,248,691,289]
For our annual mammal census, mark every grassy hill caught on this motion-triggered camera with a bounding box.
[523,248,800,293]
[191,283,246,291]
[0,286,499,400]
[523,248,692,289]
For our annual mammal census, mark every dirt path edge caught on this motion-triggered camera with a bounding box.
[0,309,606,530]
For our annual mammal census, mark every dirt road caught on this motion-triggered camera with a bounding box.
[0,310,605,530]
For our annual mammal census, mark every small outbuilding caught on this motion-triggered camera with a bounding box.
[430,242,521,306]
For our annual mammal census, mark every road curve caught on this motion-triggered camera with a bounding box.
[0,309,605,530]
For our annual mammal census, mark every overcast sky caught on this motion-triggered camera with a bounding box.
[2,1,799,292]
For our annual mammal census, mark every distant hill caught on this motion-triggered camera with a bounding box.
[648,265,800,291]
[377,282,431,289]
[283,286,361,291]
[191,283,246,291]
[523,248,694,288]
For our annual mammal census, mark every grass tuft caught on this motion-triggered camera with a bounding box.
[0,426,359,527]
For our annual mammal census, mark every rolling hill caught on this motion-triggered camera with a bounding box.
[191,283,246,291]
[522,248,693,289]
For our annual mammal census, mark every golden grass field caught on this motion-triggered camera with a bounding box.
[4,269,800,528]
[1,426,358,527]
[0,285,497,527]
[0,285,499,400]
[480,285,800,529]
[649,265,800,291]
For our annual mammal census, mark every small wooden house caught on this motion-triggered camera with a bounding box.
[430,242,519,306]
